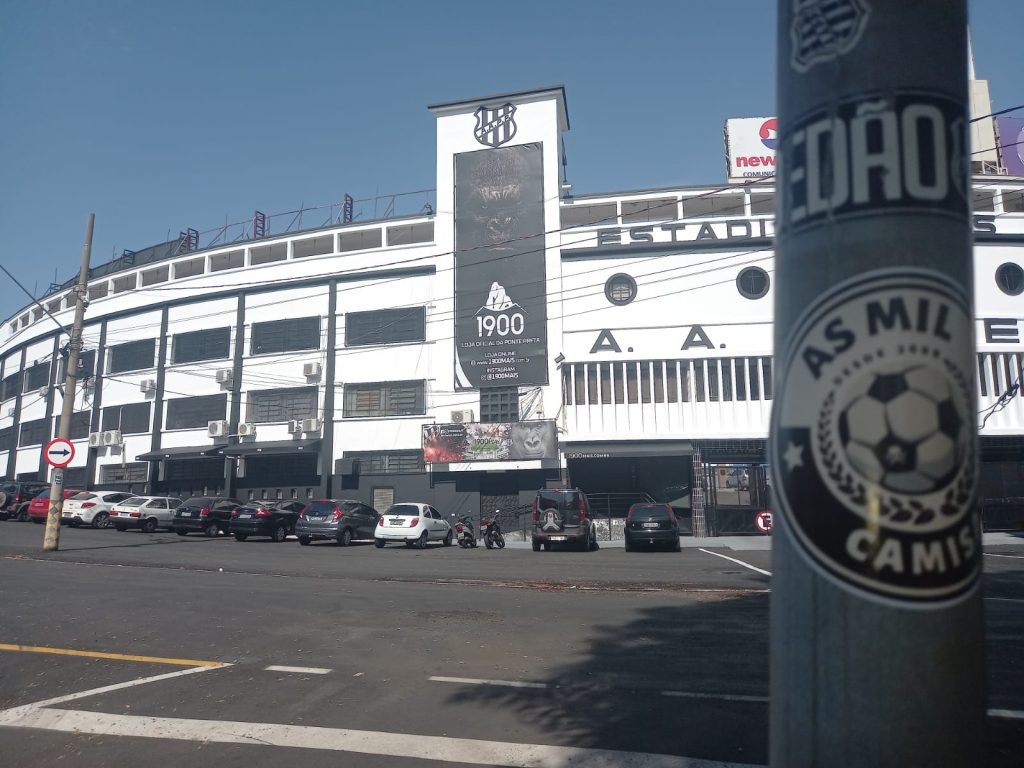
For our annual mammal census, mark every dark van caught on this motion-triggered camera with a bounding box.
[531,488,597,552]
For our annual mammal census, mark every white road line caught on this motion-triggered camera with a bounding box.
[698,549,772,577]
[430,675,548,689]
[985,553,1024,559]
[0,708,762,768]
[661,691,769,703]
[9,664,228,710]
[985,597,1024,604]
[265,665,331,675]
[988,708,1024,720]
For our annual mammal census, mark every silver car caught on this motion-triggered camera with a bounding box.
[110,496,183,533]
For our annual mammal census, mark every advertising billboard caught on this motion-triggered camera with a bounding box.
[997,116,1024,177]
[422,420,557,463]
[725,117,778,181]
[454,143,548,389]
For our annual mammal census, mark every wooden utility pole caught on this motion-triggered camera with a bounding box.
[43,214,94,551]
[771,2,984,765]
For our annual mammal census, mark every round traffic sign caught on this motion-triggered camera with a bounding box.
[44,438,76,468]
[755,510,773,535]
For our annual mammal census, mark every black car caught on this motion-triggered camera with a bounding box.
[531,488,598,552]
[624,503,682,552]
[231,500,307,542]
[0,480,48,521]
[171,496,243,537]
[295,499,379,547]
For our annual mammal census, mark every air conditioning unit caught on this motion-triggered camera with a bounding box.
[301,417,322,433]
[450,409,475,424]
[303,362,322,377]
[103,430,123,446]
[237,422,257,437]
[139,379,157,394]
[88,432,103,448]
[287,419,304,434]
[207,420,229,438]
[215,369,233,384]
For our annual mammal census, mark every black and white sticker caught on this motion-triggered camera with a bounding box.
[790,0,871,73]
[771,269,980,604]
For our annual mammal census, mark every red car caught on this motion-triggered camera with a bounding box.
[28,488,84,523]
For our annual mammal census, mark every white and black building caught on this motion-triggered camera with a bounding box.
[2,85,1023,533]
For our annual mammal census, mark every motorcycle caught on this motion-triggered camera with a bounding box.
[481,517,505,549]
[455,515,477,548]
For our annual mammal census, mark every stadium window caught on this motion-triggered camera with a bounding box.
[342,381,424,418]
[733,359,747,401]
[693,361,706,402]
[141,266,169,286]
[174,257,205,279]
[614,363,625,404]
[52,411,91,440]
[251,317,321,355]
[1002,188,1024,213]
[112,274,137,294]
[972,190,995,212]
[0,426,13,450]
[338,228,382,252]
[100,463,149,484]
[599,363,612,404]
[342,451,424,474]
[345,307,426,347]
[108,338,155,374]
[749,192,775,215]
[88,283,108,300]
[573,364,585,405]
[210,250,245,272]
[666,361,678,403]
[640,363,652,404]
[46,298,62,313]
[620,197,678,223]
[166,394,228,430]
[1,371,19,401]
[762,358,774,400]
[385,222,434,246]
[682,193,745,218]
[247,387,317,423]
[101,402,152,434]
[250,242,288,265]
[626,363,639,404]
[560,203,618,228]
[23,362,50,393]
[172,327,231,364]
[293,235,334,259]
[59,350,96,381]
[19,418,49,447]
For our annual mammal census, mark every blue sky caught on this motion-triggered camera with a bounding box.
[2,0,1022,300]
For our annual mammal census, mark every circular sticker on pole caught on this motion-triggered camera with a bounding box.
[44,437,76,469]
[770,269,980,604]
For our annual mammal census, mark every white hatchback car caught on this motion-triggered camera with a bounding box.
[110,496,184,533]
[374,503,452,549]
[62,491,136,528]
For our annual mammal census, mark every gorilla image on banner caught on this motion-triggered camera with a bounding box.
[454,143,547,389]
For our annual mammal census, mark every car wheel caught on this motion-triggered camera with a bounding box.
[374,538,386,548]
[416,532,429,549]
[32,517,44,524]
[443,530,453,546]
[336,527,352,547]
[203,524,218,538]
[298,535,312,546]
[234,533,249,542]
[267,523,286,543]
[115,525,128,532]
[543,542,551,552]
[175,529,188,536]
[589,531,599,551]
[532,539,541,552]
[624,538,633,552]
[91,512,110,529]
[18,507,29,522]
[674,537,682,553]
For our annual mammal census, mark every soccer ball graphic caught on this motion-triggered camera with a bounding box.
[837,366,965,494]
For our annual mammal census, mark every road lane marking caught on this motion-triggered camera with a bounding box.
[698,549,772,576]
[662,690,769,703]
[0,708,762,768]
[0,643,226,668]
[985,597,1024,604]
[265,665,331,675]
[430,675,548,689]
[985,553,1024,559]
[988,708,1024,720]
[10,665,229,710]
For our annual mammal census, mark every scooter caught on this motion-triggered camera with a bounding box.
[455,515,477,548]
[481,517,505,549]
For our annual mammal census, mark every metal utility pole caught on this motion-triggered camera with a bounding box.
[771,2,984,766]
[43,214,94,551]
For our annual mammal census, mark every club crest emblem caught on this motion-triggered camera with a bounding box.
[474,103,518,148]
[791,0,871,73]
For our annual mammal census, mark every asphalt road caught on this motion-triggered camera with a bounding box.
[0,522,1021,767]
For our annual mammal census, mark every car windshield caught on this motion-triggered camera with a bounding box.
[631,504,672,519]
[33,489,51,499]
[120,497,147,507]
[304,501,337,514]
[70,492,94,501]
[538,491,581,511]
[386,504,421,516]
[1,482,17,493]
[182,497,214,507]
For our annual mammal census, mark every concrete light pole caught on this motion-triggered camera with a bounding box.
[43,214,94,551]
[771,2,984,765]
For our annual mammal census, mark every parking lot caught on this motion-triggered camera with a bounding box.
[1,522,1022,767]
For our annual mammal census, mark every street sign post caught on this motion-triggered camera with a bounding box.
[44,438,75,469]
[771,2,984,765]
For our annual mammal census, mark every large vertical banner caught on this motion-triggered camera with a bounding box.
[454,143,547,389]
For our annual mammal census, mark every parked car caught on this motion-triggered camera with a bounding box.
[232,500,307,542]
[110,496,184,532]
[374,503,452,549]
[531,488,598,552]
[624,503,682,552]
[0,480,48,521]
[294,499,378,546]
[62,490,136,528]
[171,496,243,537]
[28,488,84,523]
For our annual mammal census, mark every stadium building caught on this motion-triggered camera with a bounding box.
[2,85,1023,534]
